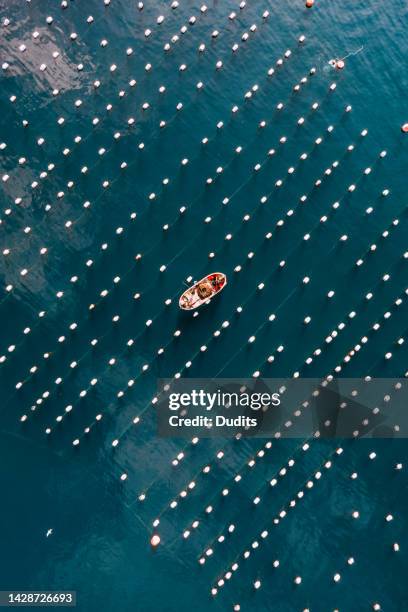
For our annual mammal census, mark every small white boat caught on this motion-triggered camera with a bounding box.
[179,273,227,310]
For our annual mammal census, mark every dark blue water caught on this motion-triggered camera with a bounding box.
[1,0,408,610]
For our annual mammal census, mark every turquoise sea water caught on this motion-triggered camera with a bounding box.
[1,0,408,610]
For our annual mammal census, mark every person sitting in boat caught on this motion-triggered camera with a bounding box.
[181,293,195,308]
[209,274,223,290]
[197,282,213,299]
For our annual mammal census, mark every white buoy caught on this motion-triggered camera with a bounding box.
[151,534,161,547]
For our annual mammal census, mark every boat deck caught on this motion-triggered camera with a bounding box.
[179,273,227,310]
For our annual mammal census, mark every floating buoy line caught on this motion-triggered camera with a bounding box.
[1,30,306,282]
[210,445,347,595]
[15,134,402,432]
[3,85,342,402]
[114,233,408,498]
[14,169,406,440]
[1,0,281,228]
[20,113,356,426]
[2,3,407,609]
[1,35,309,366]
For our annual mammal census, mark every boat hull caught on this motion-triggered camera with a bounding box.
[179,273,227,310]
